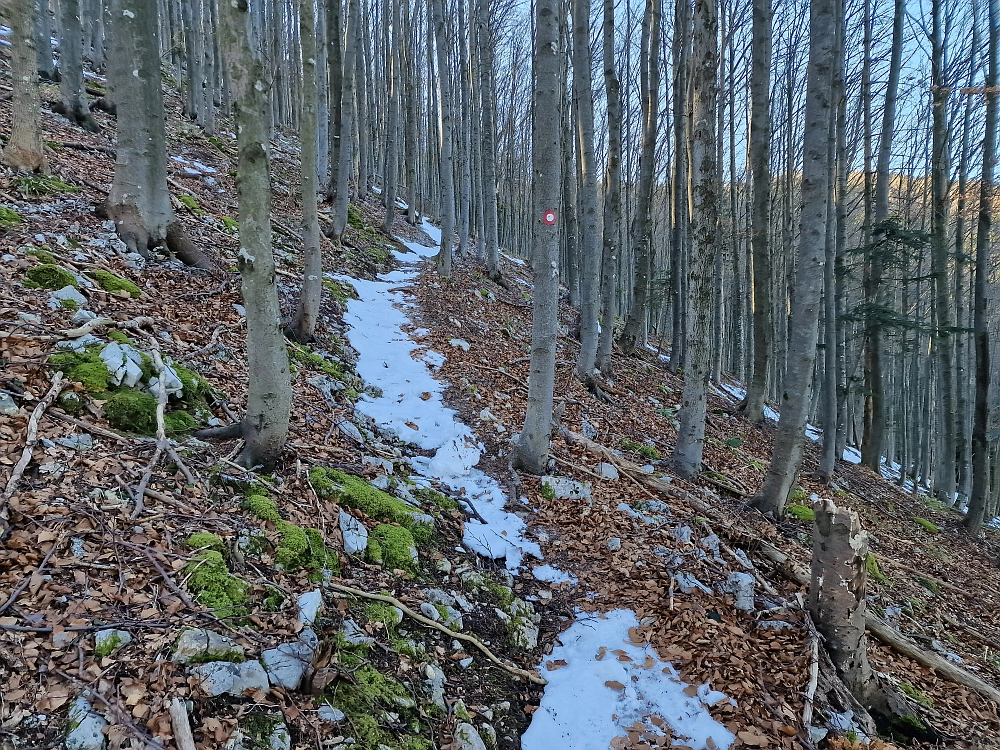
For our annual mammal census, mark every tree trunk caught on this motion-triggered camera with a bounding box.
[965,0,997,534]
[355,0,369,197]
[217,0,292,472]
[597,0,621,377]
[572,0,601,384]
[515,0,561,475]
[325,0,343,201]
[287,0,323,344]
[457,0,473,258]
[431,0,456,276]
[670,0,718,479]
[380,0,400,234]
[619,0,661,356]
[36,0,57,80]
[56,0,99,130]
[4,0,48,172]
[752,0,836,518]
[330,0,360,242]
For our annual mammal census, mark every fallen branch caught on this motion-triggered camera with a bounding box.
[61,316,115,338]
[802,613,821,728]
[46,410,141,442]
[169,698,197,750]
[1,373,65,537]
[325,581,547,685]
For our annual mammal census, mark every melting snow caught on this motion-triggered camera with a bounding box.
[531,564,577,585]
[522,610,734,750]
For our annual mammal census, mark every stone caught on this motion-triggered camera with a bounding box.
[423,589,456,606]
[674,572,712,595]
[452,592,473,612]
[459,657,474,668]
[505,599,540,650]
[94,628,131,655]
[672,525,692,544]
[420,603,441,621]
[641,464,655,474]
[99,342,145,388]
[234,660,271,695]
[434,557,452,575]
[362,455,394,473]
[48,286,87,309]
[339,509,369,555]
[57,434,93,452]
[172,629,244,664]
[147,362,184,398]
[17,312,41,325]
[269,724,291,750]
[261,641,314,691]
[581,420,598,439]
[479,724,497,747]
[479,408,497,422]
[0,394,18,416]
[756,620,794,631]
[606,537,622,552]
[190,661,240,697]
[725,572,755,612]
[307,374,345,408]
[65,698,107,750]
[454,723,488,750]
[55,334,102,351]
[595,462,619,480]
[337,418,365,444]
[70,309,97,325]
[440,605,463,631]
[422,663,447,710]
[449,338,471,352]
[318,705,346,723]
[540,476,592,503]
[340,619,374,647]
[297,589,323,626]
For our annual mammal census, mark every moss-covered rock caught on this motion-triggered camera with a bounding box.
[311,468,432,544]
[287,342,345,379]
[366,524,418,572]
[103,390,158,433]
[185,532,225,553]
[245,493,281,522]
[49,350,112,392]
[274,521,339,577]
[164,410,197,434]
[328,664,430,750]
[26,246,57,264]
[412,486,459,511]
[58,391,84,415]
[86,270,141,298]
[24,263,78,290]
[184,550,248,618]
[0,206,21,227]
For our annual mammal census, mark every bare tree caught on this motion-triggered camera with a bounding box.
[330,0,360,242]
[56,0,99,130]
[4,0,48,172]
[597,0,621,377]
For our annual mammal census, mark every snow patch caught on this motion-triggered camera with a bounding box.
[532,565,577,585]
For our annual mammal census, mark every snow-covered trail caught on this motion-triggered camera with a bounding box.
[339,225,734,750]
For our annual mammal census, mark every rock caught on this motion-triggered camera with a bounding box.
[297,589,323,626]
[420,603,441,621]
[261,641,314,691]
[147,362,184,398]
[65,698,107,750]
[269,724,291,750]
[48,286,87,310]
[725,572,755,612]
[606,537,622,552]
[340,619,374,647]
[338,509,368,555]
[171,629,245,664]
[505,599,540,650]
[449,338,471,352]
[70,309,97,325]
[454,723,488,750]
[94,628,131,655]
[435,557,453,575]
[318,705,346,723]
[440,605,463,631]
[423,589,456,606]
[99,342,145,388]
[422,663,447,710]
[307,374,346,408]
[55,334,102,351]
[459,657,474,668]
[674,572,712,595]
[17,312,41,325]
[452,699,473,721]
[595,462,619,480]
[191,661,240,697]
[479,724,498,747]
[581,419,598,439]
[452,592,473,611]
[337,418,365,444]
[57,434,93,452]
[540,476,592,503]
[362,455,394,473]
[672,525,692,544]
[0,394,18,416]
[641,464,655,474]
[756,620,794,631]
[652,545,670,558]
[700,534,722,559]
[479,408,497,422]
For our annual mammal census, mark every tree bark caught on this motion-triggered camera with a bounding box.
[431,0,456,276]
[670,0,718,479]
[752,0,836,518]
[514,0,561,475]
[330,0,360,242]
[218,0,292,472]
[4,0,48,172]
[325,0,343,201]
[597,0,621,377]
[380,0,400,234]
[56,0,99,130]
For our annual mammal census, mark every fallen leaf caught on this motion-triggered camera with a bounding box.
[605,680,626,691]
[545,659,568,671]
[596,646,607,661]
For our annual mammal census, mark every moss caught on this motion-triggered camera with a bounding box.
[621,438,659,460]
[0,206,21,227]
[263,587,285,612]
[866,554,891,585]
[890,714,927,736]
[311,468,432,544]
[94,632,125,658]
[86,270,141,298]
[918,577,942,595]
[26,247,57,264]
[103,390,158,434]
[184,550,248,618]
[245,493,281,522]
[24,263,78,290]
[366,524,418,572]
[785,503,816,522]
[239,714,283,749]
[59,298,79,311]
[107,330,134,345]
[13,174,78,196]
[322,277,359,306]
[58,391,84,415]
[164,410,198,434]
[540,481,556,501]
[139,353,156,382]
[178,194,201,213]
[221,216,239,233]
[364,600,403,630]
[185,532,225,553]
[914,517,940,533]
[412,486,458,511]
[331,666,419,748]
[287,343,344,379]
[274,521,339,576]
[48,350,112,393]
[173,363,213,402]
[899,681,934,708]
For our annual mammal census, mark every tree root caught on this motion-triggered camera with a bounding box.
[325,582,547,685]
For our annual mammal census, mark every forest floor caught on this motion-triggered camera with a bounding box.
[3,40,1000,750]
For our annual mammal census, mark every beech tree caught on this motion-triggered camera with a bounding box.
[597,0,621,377]
[4,0,47,172]
[55,0,99,130]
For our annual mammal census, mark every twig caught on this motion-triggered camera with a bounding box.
[1,373,65,537]
[218,457,285,494]
[0,533,63,614]
[802,613,821,728]
[0,620,172,633]
[467,362,526,388]
[169,698,197,750]
[47,409,148,442]
[325,582,547,685]
[61,316,115,339]
[130,332,170,517]
[138,546,197,609]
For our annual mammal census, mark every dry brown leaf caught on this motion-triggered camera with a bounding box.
[604,680,626,691]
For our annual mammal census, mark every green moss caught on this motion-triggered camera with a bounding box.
[185,532,225,553]
[274,521,339,576]
[891,714,927,735]
[221,216,239,233]
[13,174,78,196]
[239,714,283,749]
[0,206,21,227]
[540,481,556,500]
[138,353,155,382]
[245,493,281,522]
[287,343,344,379]
[107,330,134,345]
[184,550,248,618]
[94,632,125,657]
[311,468,432,544]
[322,277,359,306]
[785,503,816,522]
[866,554,891,585]
[164,410,198,434]
[58,391,84,415]
[48,350,112,393]
[366,524,417,572]
[412,486,458,511]
[621,438,659,460]
[331,666,419,749]
[364,600,403,630]
[103,390,158,433]
[918,577,942,595]
[86,270,141,298]
[24,263,78,290]
[899,681,934,708]
[59,298,79,311]
[26,247,57,264]
[263,587,285,612]
[178,194,201,212]
[173,363,213,402]
[914,517,940,533]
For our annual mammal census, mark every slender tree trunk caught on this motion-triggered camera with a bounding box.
[288,0,323,343]
[741,0,772,423]
[355,0,369,196]
[217,0,292,472]
[753,0,836,518]
[965,0,997,533]
[667,0,688,371]
[36,0,57,80]
[670,0,718,479]
[478,0,500,274]
[431,0,456,275]
[325,0,343,200]
[381,0,401,233]
[330,0,360,241]
[515,0,561,474]
[457,0,473,258]
[4,0,48,172]
[56,0,99,130]
[597,0,622,377]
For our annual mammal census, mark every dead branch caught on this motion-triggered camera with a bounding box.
[169,698,197,750]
